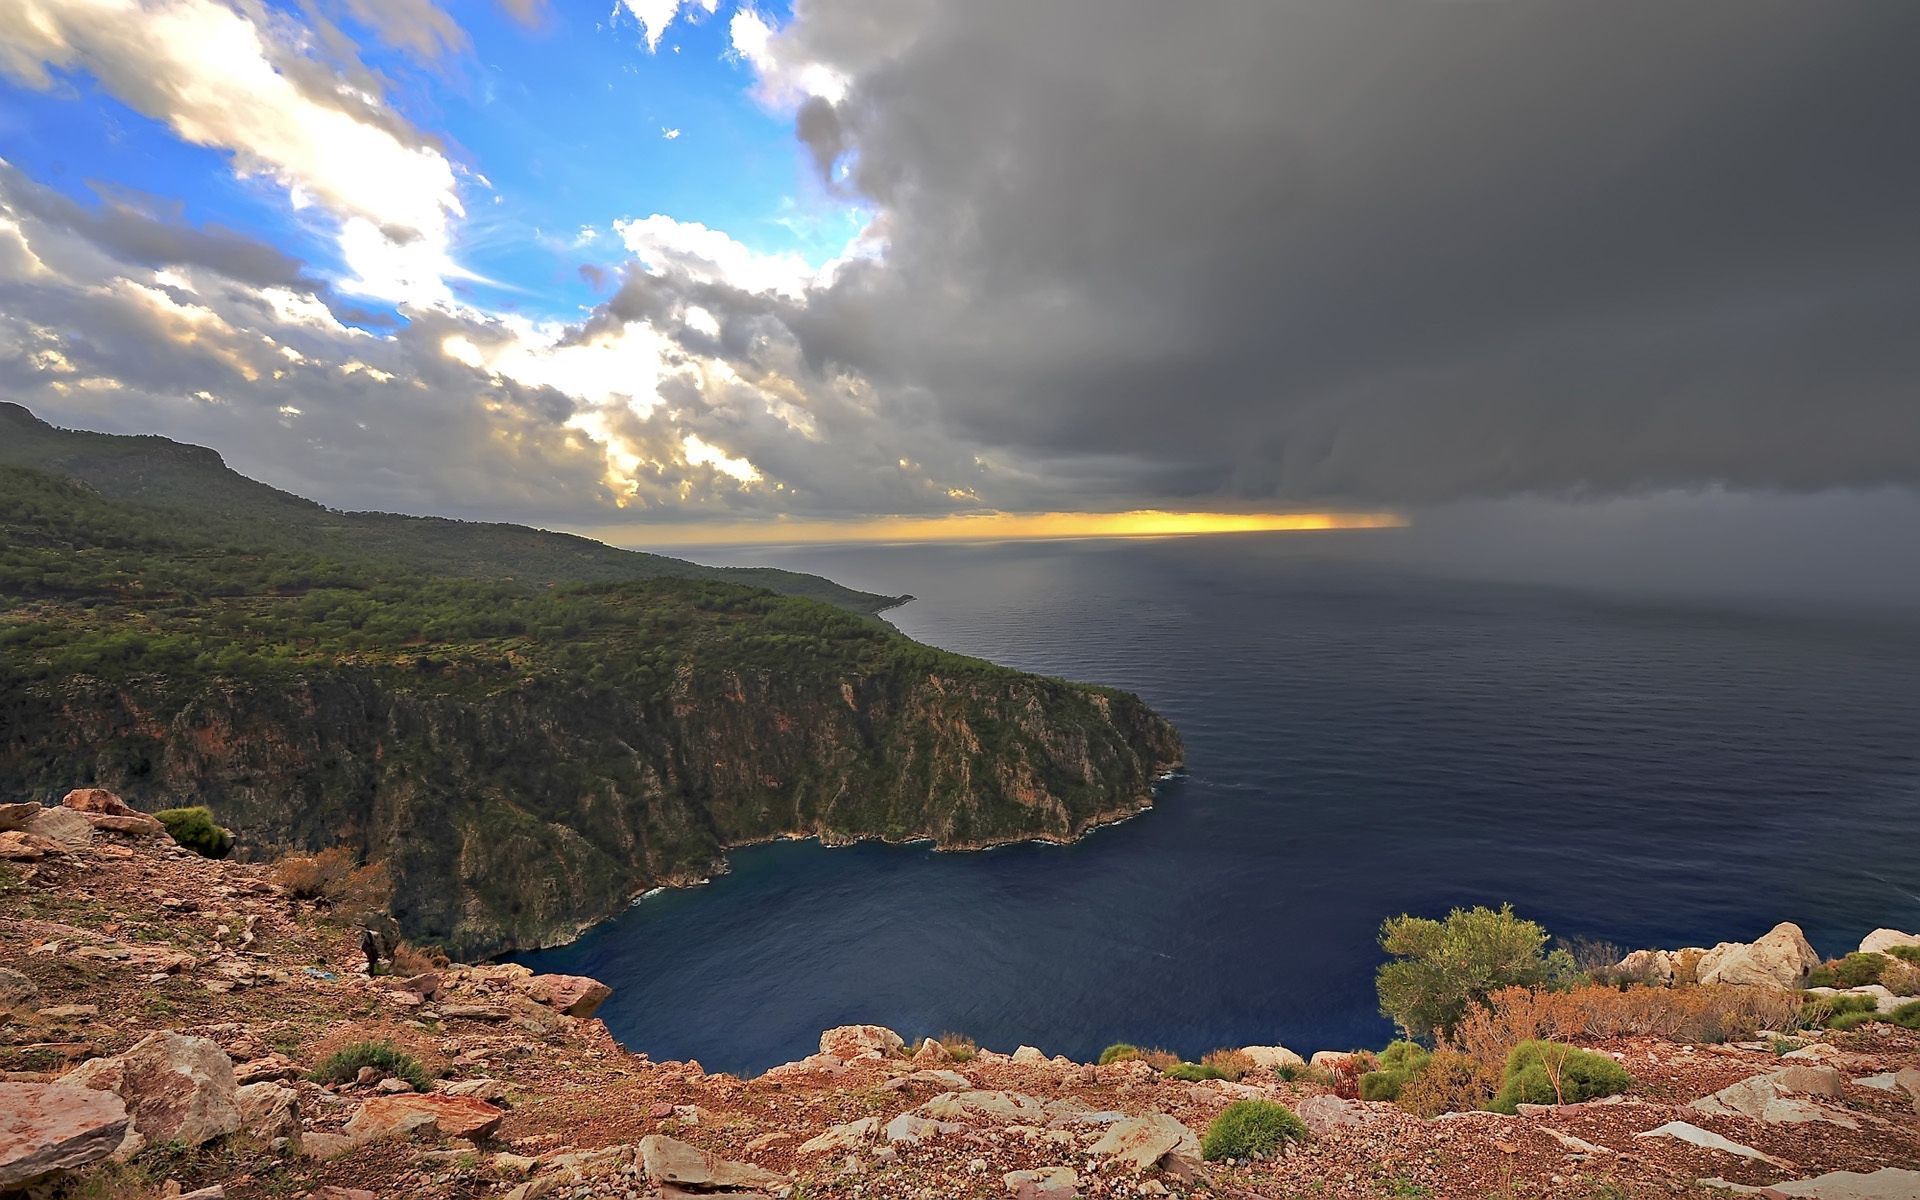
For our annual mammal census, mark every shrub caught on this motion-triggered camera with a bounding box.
[1376,904,1577,1041]
[273,847,391,914]
[1828,1010,1879,1032]
[1395,1049,1498,1117]
[309,1041,432,1092]
[1098,1043,1142,1065]
[1164,1061,1230,1082]
[1881,959,1920,996]
[1886,945,1920,965]
[1201,1049,1254,1081]
[935,1033,977,1063]
[1200,1100,1306,1161]
[1808,953,1888,989]
[1890,1001,1920,1030]
[1359,1041,1430,1101]
[1488,1041,1630,1113]
[388,942,448,976]
[153,806,232,859]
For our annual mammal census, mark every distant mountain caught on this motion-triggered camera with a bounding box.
[0,403,905,615]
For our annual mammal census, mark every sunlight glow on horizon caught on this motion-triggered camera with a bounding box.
[570,509,1410,549]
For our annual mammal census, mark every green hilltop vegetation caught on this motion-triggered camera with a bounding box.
[0,402,906,615]
[0,404,1181,954]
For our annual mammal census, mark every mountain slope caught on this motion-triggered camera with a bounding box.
[0,403,904,615]
[0,424,1182,955]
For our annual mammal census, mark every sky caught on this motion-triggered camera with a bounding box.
[1,1,1917,574]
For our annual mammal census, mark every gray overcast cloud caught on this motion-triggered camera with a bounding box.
[767,0,1920,507]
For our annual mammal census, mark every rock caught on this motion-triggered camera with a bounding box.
[1012,1045,1048,1065]
[442,1077,507,1101]
[1690,1066,1855,1127]
[440,1004,507,1021]
[919,1090,1047,1124]
[1089,1113,1202,1175]
[637,1134,786,1192]
[0,1081,129,1189]
[1308,1050,1358,1070]
[395,972,442,1000]
[1240,1045,1305,1071]
[1705,1168,1920,1198]
[374,1078,413,1094]
[344,1094,504,1141]
[1616,949,1675,985]
[1005,1166,1079,1200]
[519,973,612,1018]
[1859,929,1920,956]
[818,1024,904,1060]
[38,1005,98,1021]
[0,967,37,1010]
[1633,1121,1789,1167]
[62,1031,241,1157]
[61,788,140,816]
[799,1116,879,1153]
[1696,922,1821,989]
[884,1113,963,1144]
[1294,1094,1382,1135]
[0,830,66,860]
[308,1190,380,1200]
[0,802,39,831]
[913,1037,952,1063]
[23,806,92,849]
[83,812,166,837]
[298,1132,358,1161]
[234,1082,301,1148]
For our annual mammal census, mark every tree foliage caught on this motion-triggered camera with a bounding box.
[1375,903,1576,1041]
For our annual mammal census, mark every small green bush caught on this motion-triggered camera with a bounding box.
[1488,1041,1630,1113]
[309,1041,432,1092]
[1801,991,1879,1028]
[1808,953,1888,989]
[1098,1042,1142,1065]
[1886,945,1920,965]
[1164,1061,1229,1082]
[153,806,232,859]
[1358,1040,1429,1101]
[1200,1099,1307,1161]
[1828,1010,1879,1032]
[1889,1001,1920,1030]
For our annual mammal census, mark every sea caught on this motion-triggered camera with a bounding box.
[511,531,1920,1076]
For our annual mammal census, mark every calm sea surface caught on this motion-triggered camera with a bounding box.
[512,534,1920,1076]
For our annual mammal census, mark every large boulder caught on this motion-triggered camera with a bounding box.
[519,973,612,1018]
[919,1090,1047,1125]
[1691,1066,1855,1127]
[0,802,40,831]
[235,1081,302,1149]
[61,1032,240,1157]
[61,788,140,817]
[23,807,93,849]
[1090,1113,1201,1175]
[1240,1045,1305,1071]
[637,1134,786,1193]
[1860,929,1920,956]
[0,1082,129,1189]
[818,1024,904,1060]
[1696,923,1821,989]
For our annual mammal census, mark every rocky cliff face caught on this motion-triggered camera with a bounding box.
[0,663,1181,956]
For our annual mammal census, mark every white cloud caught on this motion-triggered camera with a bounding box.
[727,7,847,105]
[612,214,818,298]
[618,0,718,53]
[0,0,466,305]
[661,127,681,140]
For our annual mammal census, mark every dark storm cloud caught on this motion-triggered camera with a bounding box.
[765,0,1920,506]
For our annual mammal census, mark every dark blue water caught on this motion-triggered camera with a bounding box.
[513,534,1920,1076]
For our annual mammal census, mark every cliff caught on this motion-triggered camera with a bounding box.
[0,660,1179,957]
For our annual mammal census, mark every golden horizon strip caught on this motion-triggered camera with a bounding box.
[567,509,1410,548]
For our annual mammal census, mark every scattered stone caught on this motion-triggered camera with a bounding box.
[0,1081,129,1189]
[799,1116,879,1153]
[61,1031,242,1157]
[1294,1094,1383,1136]
[234,1081,301,1149]
[920,1090,1046,1124]
[442,1077,507,1101]
[884,1113,963,1144]
[0,967,38,1010]
[1090,1113,1202,1175]
[819,1024,904,1060]
[1633,1121,1790,1167]
[345,1093,505,1141]
[1691,1065,1856,1126]
[37,1004,98,1021]
[440,1004,507,1021]
[637,1134,786,1193]
[1696,922,1821,989]
[1705,1168,1920,1198]
[1005,1165,1079,1199]
[374,1077,413,1093]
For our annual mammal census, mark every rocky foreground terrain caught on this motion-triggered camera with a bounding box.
[4,792,1919,1200]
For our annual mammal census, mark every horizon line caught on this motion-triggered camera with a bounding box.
[565,509,1410,549]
